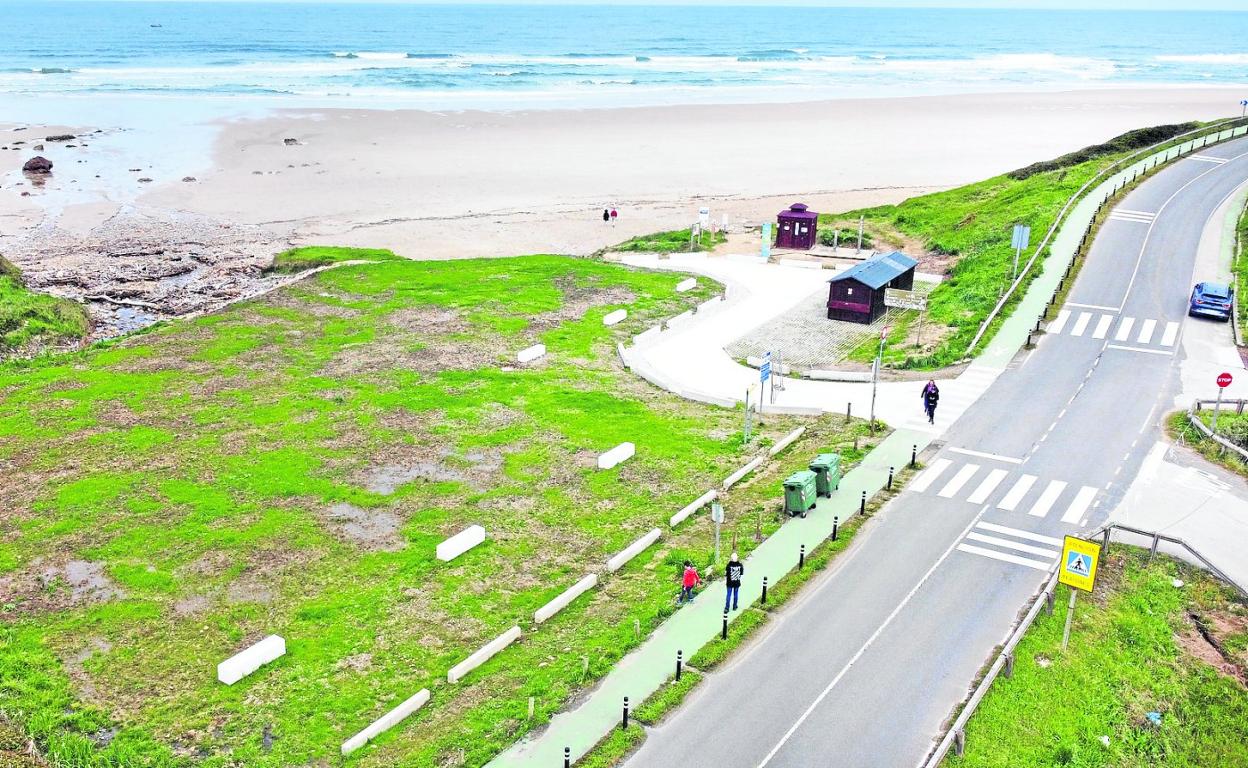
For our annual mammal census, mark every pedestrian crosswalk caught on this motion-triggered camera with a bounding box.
[956,521,1063,571]
[1189,154,1228,165]
[910,459,1099,526]
[1046,309,1178,350]
[1108,208,1155,225]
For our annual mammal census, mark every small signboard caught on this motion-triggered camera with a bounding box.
[760,352,771,383]
[710,501,725,524]
[884,288,927,311]
[1217,371,1233,388]
[1011,224,1031,251]
[1058,536,1101,593]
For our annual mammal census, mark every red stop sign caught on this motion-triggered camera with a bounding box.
[1218,372,1233,388]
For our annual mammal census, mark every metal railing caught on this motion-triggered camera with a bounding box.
[967,117,1248,355]
[920,523,1246,767]
[1188,398,1248,462]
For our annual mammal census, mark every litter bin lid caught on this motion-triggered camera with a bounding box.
[785,469,817,486]
[816,453,841,468]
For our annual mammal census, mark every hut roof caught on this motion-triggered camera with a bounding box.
[778,203,818,221]
[828,251,918,290]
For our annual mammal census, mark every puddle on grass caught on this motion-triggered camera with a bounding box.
[327,502,404,552]
[362,462,466,494]
[39,560,123,604]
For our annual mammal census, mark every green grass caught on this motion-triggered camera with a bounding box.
[1234,199,1248,331]
[0,255,90,354]
[1167,411,1248,478]
[265,245,404,274]
[607,229,726,255]
[0,251,875,768]
[633,668,703,726]
[831,123,1204,370]
[948,547,1248,768]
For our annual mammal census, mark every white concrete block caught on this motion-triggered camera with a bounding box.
[669,489,718,527]
[807,369,873,382]
[666,311,693,329]
[697,296,722,315]
[675,277,697,293]
[606,528,662,573]
[722,456,765,491]
[217,635,286,685]
[341,689,431,755]
[603,309,628,326]
[597,442,636,470]
[437,525,486,562]
[768,426,807,457]
[517,344,546,363]
[633,326,662,346]
[534,574,598,624]
[448,626,521,683]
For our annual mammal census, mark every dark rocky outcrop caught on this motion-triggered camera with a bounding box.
[22,156,52,173]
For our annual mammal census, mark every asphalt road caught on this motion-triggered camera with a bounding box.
[625,138,1248,768]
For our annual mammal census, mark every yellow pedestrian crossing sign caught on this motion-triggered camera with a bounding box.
[1058,536,1100,593]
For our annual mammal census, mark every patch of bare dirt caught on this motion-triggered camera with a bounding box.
[8,560,125,611]
[324,502,404,552]
[362,463,465,494]
[334,652,374,674]
[530,277,635,331]
[1178,611,1248,686]
[173,595,211,617]
[0,715,47,768]
[61,637,113,705]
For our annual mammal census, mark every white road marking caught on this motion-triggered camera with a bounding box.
[1070,311,1092,336]
[955,543,1052,570]
[1136,318,1156,344]
[997,474,1038,511]
[909,458,951,493]
[966,469,1009,504]
[974,521,1063,547]
[1027,480,1068,518]
[938,464,980,498]
[1159,321,1179,347]
[965,532,1059,558]
[1066,302,1119,312]
[1116,208,1157,217]
[1061,486,1099,524]
[1047,309,1071,334]
[1189,155,1228,164]
[947,447,1023,464]
[1115,316,1135,341]
[1106,344,1172,356]
[1109,212,1154,223]
[1091,314,1113,339]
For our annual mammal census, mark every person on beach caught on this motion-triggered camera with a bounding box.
[610,207,618,225]
[922,380,940,424]
[679,560,702,605]
[603,208,611,223]
[724,552,744,612]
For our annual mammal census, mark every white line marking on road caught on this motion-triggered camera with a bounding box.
[965,532,1060,558]
[1189,155,1229,164]
[1065,302,1119,312]
[1109,213,1154,223]
[1047,309,1071,334]
[1116,208,1157,217]
[1136,318,1156,344]
[909,458,952,493]
[1106,344,1172,356]
[1070,311,1092,336]
[753,507,996,768]
[1140,403,1158,435]
[947,447,1023,464]
[1115,316,1135,341]
[975,521,1063,547]
[966,468,1009,504]
[1159,321,1179,347]
[938,464,980,498]
[1061,486,1099,524]
[1027,480,1068,518]
[1091,314,1113,339]
[955,544,1052,570]
[998,474,1038,511]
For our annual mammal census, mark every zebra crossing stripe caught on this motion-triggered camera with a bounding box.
[956,543,1052,570]
[974,521,1063,547]
[1027,480,1068,518]
[1061,486,1099,524]
[1137,318,1157,344]
[965,532,1060,558]
[1048,309,1071,335]
[1159,321,1179,347]
[1190,155,1228,164]
[1115,317,1135,342]
[1070,312,1092,337]
[1091,314,1113,339]
[910,458,952,493]
[938,464,980,498]
[966,468,1009,504]
[998,475,1038,511]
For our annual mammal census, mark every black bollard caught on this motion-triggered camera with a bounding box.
[887,466,894,490]
[761,575,769,605]
[622,697,629,729]
[911,444,917,468]
[721,609,728,640]
[799,543,806,569]
[860,491,866,515]
[565,747,571,768]
[676,650,683,681]
[833,515,839,542]
[1034,317,1041,333]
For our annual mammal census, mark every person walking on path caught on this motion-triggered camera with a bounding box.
[679,560,702,605]
[724,553,744,612]
[921,379,940,424]
[610,207,618,226]
[602,208,611,223]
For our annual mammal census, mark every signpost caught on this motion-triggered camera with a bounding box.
[884,288,929,347]
[1241,99,1248,118]
[761,222,772,261]
[856,215,865,253]
[711,501,725,562]
[1215,371,1233,433]
[1058,535,1102,650]
[1010,224,1031,280]
[869,327,888,434]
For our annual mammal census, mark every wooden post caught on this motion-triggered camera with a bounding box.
[1061,590,1077,651]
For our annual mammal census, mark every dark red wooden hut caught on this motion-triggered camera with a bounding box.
[826,250,918,324]
[776,203,818,250]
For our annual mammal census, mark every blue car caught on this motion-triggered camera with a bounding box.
[1188,282,1233,321]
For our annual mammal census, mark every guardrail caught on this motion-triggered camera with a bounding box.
[921,522,1246,767]
[1187,398,1248,462]
[967,117,1248,355]
[1234,196,1246,347]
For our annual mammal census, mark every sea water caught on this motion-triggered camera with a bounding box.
[0,3,1246,110]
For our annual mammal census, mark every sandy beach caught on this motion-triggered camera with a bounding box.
[1,86,1245,334]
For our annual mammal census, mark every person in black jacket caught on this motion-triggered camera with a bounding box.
[922,380,940,424]
[724,553,744,612]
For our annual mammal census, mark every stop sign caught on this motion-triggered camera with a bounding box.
[1217,372,1233,388]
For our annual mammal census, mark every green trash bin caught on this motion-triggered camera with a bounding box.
[783,470,818,518]
[809,453,842,497]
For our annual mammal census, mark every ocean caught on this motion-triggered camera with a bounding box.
[0,3,1246,110]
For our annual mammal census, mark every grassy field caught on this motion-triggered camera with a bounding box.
[0,255,90,356]
[831,123,1199,370]
[948,548,1248,768]
[605,228,726,255]
[1168,410,1248,477]
[1234,199,1248,331]
[0,248,870,768]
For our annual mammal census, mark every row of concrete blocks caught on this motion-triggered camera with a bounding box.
[629,294,725,349]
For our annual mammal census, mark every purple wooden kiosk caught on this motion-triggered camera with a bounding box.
[776,203,818,250]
